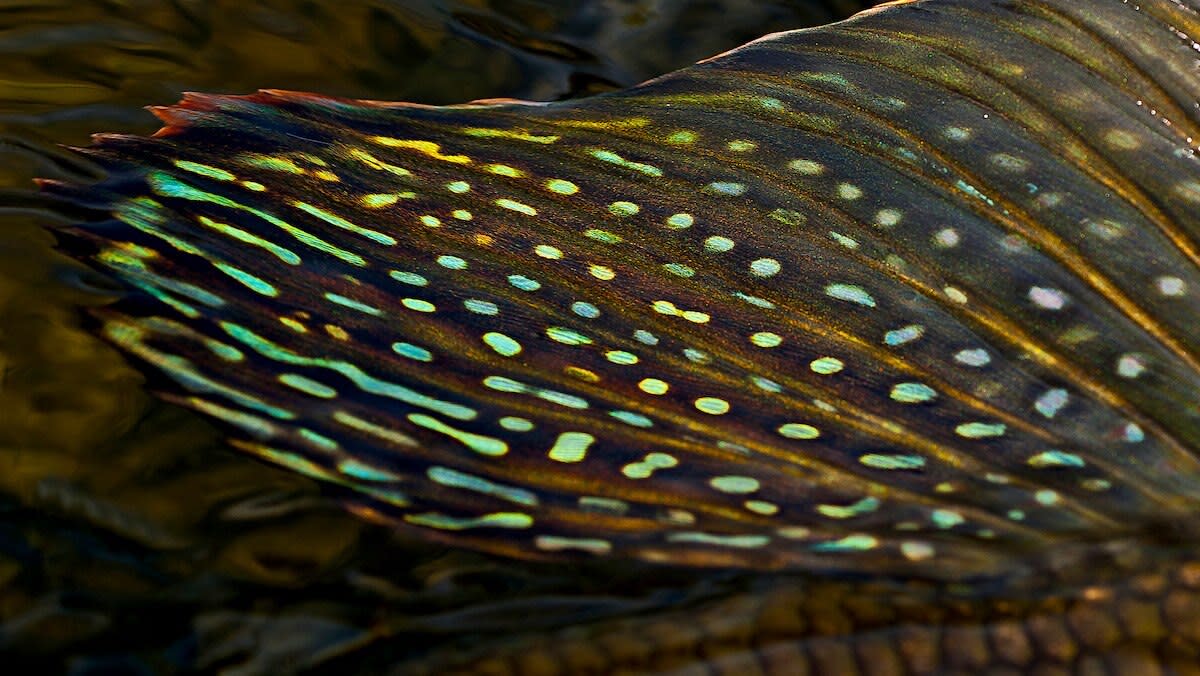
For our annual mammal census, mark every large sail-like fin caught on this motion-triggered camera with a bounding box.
[42,0,1200,578]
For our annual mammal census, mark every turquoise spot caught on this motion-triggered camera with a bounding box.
[609,201,640,216]
[546,178,579,195]
[294,200,397,245]
[548,431,595,463]
[778,423,820,440]
[812,534,878,552]
[299,428,339,451]
[546,327,592,345]
[215,263,278,297]
[825,283,876,307]
[931,509,964,529]
[408,413,508,456]
[666,213,693,229]
[609,410,653,428]
[390,270,428,286]
[499,416,534,432]
[749,258,781,277]
[668,532,770,548]
[325,292,383,316]
[571,301,601,318]
[750,332,783,348]
[710,475,760,494]
[402,298,436,313]
[818,497,881,518]
[890,382,937,403]
[427,466,538,506]
[508,274,541,291]
[173,160,235,181]
[437,255,467,270]
[278,373,337,398]
[955,422,1007,439]
[810,357,844,375]
[463,299,499,315]
[1028,451,1085,468]
[392,342,433,362]
[706,181,746,196]
[483,332,522,357]
[445,181,470,193]
[885,324,925,346]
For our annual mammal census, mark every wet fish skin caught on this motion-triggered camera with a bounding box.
[36,0,1200,670]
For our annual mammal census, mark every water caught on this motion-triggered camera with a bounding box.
[0,1,873,672]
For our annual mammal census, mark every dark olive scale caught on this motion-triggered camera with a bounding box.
[38,0,1200,668]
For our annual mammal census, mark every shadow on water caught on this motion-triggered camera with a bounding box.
[0,1,879,672]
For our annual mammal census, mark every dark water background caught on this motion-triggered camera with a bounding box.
[0,1,875,672]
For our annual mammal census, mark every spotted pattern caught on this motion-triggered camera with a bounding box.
[45,0,1200,577]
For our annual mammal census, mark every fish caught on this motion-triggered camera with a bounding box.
[37,0,1200,671]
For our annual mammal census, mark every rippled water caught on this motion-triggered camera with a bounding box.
[0,1,873,672]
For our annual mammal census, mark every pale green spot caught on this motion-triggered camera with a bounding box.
[420,215,441,228]
[704,236,734,252]
[427,466,538,506]
[1028,451,1085,468]
[750,332,783,348]
[666,130,697,144]
[695,397,730,415]
[535,536,611,554]
[546,327,592,345]
[508,274,541,291]
[487,164,523,177]
[706,181,746,196]
[392,342,433,362]
[408,413,507,456]
[745,500,778,515]
[534,244,563,259]
[405,512,532,530]
[452,209,472,221]
[931,510,964,529]
[818,497,880,518]
[215,263,278,297]
[546,179,579,195]
[446,181,471,193]
[663,263,694,277]
[609,410,653,428]
[1036,489,1061,505]
[825,283,876,307]
[294,201,397,245]
[890,382,937,403]
[174,160,235,181]
[956,422,1007,439]
[710,475,760,494]
[496,198,537,216]
[810,357,844,374]
[638,378,669,395]
[390,270,428,286]
[666,213,694,229]
[499,416,533,432]
[667,532,769,548]
[548,431,595,463]
[325,292,383,316]
[588,149,663,177]
[299,428,339,451]
[812,534,878,552]
[402,298,436,313]
[860,454,926,470]
[437,255,467,270]
[278,373,337,398]
[885,324,925,346]
[483,332,522,357]
[361,193,400,208]
[609,201,640,217]
[778,423,820,440]
[727,140,756,152]
[605,350,638,365]
[463,299,499,315]
[585,228,623,244]
[749,258,781,277]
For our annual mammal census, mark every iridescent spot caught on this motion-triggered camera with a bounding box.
[826,283,876,307]
[931,509,964,529]
[933,228,960,248]
[486,164,524,177]
[749,258,781,277]
[217,264,278,297]
[546,327,592,345]
[445,181,470,193]
[401,298,436,313]
[428,467,537,507]
[173,160,235,181]
[405,512,531,531]
[361,193,402,209]
[663,262,694,278]
[860,454,925,470]
[991,153,1030,172]
[584,228,622,244]
[508,274,541,291]
[588,149,662,177]
[483,332,521,357]
[407,413,507,456]
[420,215,441,228]
[325,293,382,316]
[609,410,653,428]
[633,330,658,345]
[1034,388,1069,418]
[391,342,433,362]
[750,332,783,348]
[669,533,770,548]
[535,536,612,554]
[778,423,820,440]
[745,501,778,516]
[1124,423,1145,443]
[956,422,1007,439]
[955,348,991,367]
[666,213,694,229]
[1028,451,1085,468]
[884,324,924,346]
[709,475,760,494]
[609,201,640,216]
[1029,286,1068,310]
[810,357,844,374]
[837,183,863,200]
[818,497,880,518]
[1157,276,1186,296]
[695,397,730,415]
[638,378,669,395]
[545,178,579,195]
[944,126,971,141]
[727,140,756,151]
[666,130,697,144]
[706,181,747,196]
[1036,489,1061,506]
[499,416,533,432]
[751,376,781,392]
[437,255,467,270]
[901,542,935,561]
[874,208,902,227]
[605,350,638,365]
[890,382,937,403]
[571,301,601,318]
[452,209,472,221]
[496,198,537,216]
[548,431,595,463]
[279,373,337,398]
[589,264,615,280]
[534,244,563,259]
[463,299,499,315]
[787,159,824,175]
[704,236,735,252]
[812,534,878,552]
[1117,353,1148,378]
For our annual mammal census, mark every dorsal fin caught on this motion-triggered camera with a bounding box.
[42,0,1200,579]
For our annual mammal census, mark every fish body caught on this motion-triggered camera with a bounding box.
[40,0,1200,671]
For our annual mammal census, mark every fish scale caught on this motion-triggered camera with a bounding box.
[40,0,1200,590]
